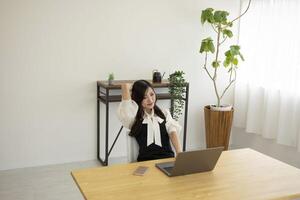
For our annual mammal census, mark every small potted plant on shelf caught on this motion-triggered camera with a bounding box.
[108,73,114,85]
[168,70,186,121]
[199,0,251,150]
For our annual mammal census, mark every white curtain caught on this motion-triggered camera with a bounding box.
[234,0,300,151]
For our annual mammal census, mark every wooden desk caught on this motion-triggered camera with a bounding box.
[71,149,300,200]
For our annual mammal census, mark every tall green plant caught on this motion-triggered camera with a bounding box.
[168,71,186,120]
[199,0,251,107]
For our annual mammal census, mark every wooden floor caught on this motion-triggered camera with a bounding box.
[0,158,126,200]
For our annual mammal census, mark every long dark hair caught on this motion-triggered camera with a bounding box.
[129,80,166,136]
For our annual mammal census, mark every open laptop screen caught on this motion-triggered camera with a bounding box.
[155,147,223,177]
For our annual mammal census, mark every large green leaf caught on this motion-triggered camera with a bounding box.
[213,10,229,24]
[223,45,245,67]
[230,45,240,55]
[199,37,215,53]
[201,8,214,24]
[227,22,233,27]
[208,40,215,53]
[225,50,232,58]
[223,57,230,67]
[223,29,233,38]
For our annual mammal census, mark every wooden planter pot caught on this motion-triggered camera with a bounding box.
[204,105,234,150]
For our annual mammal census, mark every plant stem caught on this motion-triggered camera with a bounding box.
[214,26,221,71]
[203,52,213,80]
[220,79,235,100]
[211,24,218,33]
[220,68,236,100]
[231,0,252,24]
[213,25,221,106]
[229,66,233,82]
[220,36,228,45]
[214,79,220,107]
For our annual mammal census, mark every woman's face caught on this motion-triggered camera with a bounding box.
[141,87,156,111]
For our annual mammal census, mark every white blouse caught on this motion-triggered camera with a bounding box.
[117,100,181,147]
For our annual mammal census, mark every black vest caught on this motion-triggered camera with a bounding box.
[134,120,174,162]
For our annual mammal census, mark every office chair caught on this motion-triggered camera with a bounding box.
[126,134,139,163]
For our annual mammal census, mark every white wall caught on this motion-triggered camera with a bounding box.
[0,0,240,170]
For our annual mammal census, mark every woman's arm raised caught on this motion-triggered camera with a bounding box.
[121,83,131,100]
[117,83,138,129]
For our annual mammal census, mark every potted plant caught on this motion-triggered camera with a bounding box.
[108,73,114,85]
[199,1,251,150]
[168,70,186,121]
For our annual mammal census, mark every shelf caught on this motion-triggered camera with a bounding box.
[97,80,171,89]
[98,93,174,103]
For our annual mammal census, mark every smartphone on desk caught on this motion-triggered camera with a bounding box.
[133,166,149,176]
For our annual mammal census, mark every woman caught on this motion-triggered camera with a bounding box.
[117,80,182,162]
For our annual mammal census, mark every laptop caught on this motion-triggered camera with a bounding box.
[155,147,223,177]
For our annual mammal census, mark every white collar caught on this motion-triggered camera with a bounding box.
[142,109,164,147]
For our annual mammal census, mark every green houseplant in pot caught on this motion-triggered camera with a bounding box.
[199,1,251,150]
[108,73,114,85]
[168,70,186,121]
